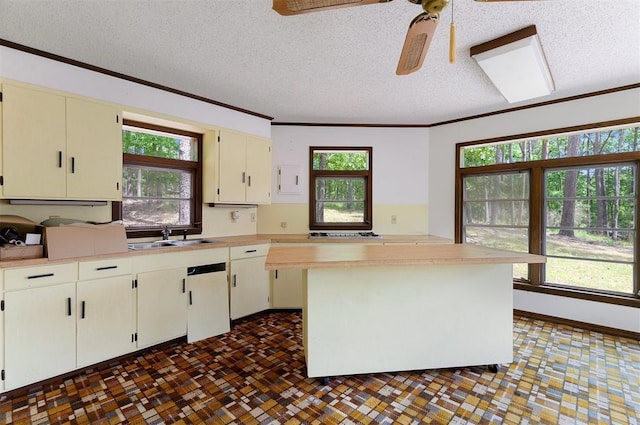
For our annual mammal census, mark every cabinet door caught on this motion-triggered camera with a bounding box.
[271,268,303,308]
[76,275,135,368]
[218,130,247,203]
[4,282,76,390]
[66,98,122,200]
[1,84,67,198]
[187,271,230,343]
[246,136,271,204]
[230,256,269,320]
[136,268,188,348]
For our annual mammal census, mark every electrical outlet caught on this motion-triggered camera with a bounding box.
[391,215,397,224]
[280,221,288,229]
[250,212,256,223]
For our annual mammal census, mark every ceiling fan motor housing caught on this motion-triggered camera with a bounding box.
[422,0,449,14]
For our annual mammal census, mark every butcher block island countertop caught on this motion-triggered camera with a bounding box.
[265,243,546,270]
[267,243,546,382]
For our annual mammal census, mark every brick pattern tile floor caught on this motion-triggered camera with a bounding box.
[0,312,638,424]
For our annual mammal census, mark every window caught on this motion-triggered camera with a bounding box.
[309,147,372,230]
[113,120,203,238]
[463,172,530,280]
[456,120,639,301]
[544,164,636,294]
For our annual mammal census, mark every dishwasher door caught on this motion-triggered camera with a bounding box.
[187,263,229,343]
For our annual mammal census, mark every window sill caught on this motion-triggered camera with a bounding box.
[514,282,640,308]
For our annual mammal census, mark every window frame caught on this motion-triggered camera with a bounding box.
[455,117,640,307]
[309,146,373,231]
[112,119,203,239]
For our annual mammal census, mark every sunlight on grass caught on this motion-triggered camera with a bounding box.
[546,258,633,294]
[465,227,635,294]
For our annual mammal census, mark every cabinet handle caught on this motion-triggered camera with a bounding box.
[242,171,246,183]
[295,175,299,185]
[96,265,118,271]
[71,157,76,174]
[189,291,193,305]
[81,301,86,319]
[245,249,257,254]
[248,175,251,187]
[58,151,62,168]
[275,270,278,279]
[27,273,54,279]
[67,297,72,316]
[233,274,237,287]
[182,278,186,293]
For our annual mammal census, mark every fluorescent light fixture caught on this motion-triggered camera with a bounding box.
[9,199,108,206]
[470,25,554,103]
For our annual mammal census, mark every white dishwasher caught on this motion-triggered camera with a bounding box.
[186,262,230,343]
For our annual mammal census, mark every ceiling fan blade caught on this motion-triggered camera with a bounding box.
[273,0,392,16]
[396,13,439,75]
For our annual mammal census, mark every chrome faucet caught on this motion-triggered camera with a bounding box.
[161,225,172,240]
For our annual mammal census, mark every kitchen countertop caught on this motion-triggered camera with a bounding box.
[265,243,546,270]
[0,235,271,268]
[260,234,451,244]
[0,233,450,268]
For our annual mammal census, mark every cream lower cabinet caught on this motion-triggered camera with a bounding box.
[134,248,231,346]
[4,283,76,390]
[136,268,188,348]
[2,259,136,391]
[229,244,270,320]
[187,268,230,343]
[76,257,135,368]
[76,275,135,367]
[3,262,78,391]
[271,268,303,309]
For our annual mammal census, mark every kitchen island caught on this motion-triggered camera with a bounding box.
[265,243,545,381]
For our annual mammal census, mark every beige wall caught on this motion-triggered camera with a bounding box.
[257,203,428,235]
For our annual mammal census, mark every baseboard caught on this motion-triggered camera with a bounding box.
[514,309,640,340]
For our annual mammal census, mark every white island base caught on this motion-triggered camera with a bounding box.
[302,264,513,379]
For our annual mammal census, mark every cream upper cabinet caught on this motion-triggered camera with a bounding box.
[245,136,272,204]
[1,83,67,198]
[66,97,122,200]
[206,129,271,204]
[218,130,247,203]
[1,82,122,200]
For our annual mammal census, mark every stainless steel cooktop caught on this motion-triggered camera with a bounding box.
[308,232,382,239]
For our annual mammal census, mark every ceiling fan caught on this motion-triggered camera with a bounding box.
[272,0,531,76]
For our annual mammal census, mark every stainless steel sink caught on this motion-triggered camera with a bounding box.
[168,239,219,247]
[128,241,176,250]
[128,239,219,250]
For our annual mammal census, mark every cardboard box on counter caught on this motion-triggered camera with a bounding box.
[45,223,128,260]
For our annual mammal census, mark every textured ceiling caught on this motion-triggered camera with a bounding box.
[0,0,638,124]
